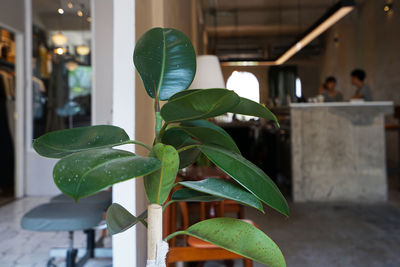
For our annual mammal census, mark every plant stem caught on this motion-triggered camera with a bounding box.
[155,112,163,140]
[177,144,199,154]
[148,204,163,261]
[156,122,169,143]
[123,140,152,151]
[164,230,186,242]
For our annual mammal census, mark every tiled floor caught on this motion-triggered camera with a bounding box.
[205,197,400,267]
[2,196,400,266]
[0,197,111,267]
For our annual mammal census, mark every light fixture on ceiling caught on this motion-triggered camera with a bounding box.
[76,45,90,56]
[384,0,393,15]
[77,10,83,17]
[67,1,73,9]
[51,32,67,46]
[275,0,354,65]
[65,60,79,71]
[87,17,92,23]
[58,8,64,14]
[54,47,66,55]
[222,0,355,67]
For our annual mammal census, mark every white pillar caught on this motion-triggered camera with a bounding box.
[92,0,137,266]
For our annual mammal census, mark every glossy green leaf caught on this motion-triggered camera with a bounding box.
[181,120,232,139]
[179,178,263,212]
[106,203,148,235]
[133,28,196,101]
[169,218,286,267]
[160,89,240,123]
[161,127,200,169]
[179,124,240,154]
[198,145,289,217]
[171,188,223,202]
[168,89,200,101]
[53,148,161,200]
[144,144,179,204]
[230,97,279,125]
[33,125,130,158]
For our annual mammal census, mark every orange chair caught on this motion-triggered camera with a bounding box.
[164,201,253,267]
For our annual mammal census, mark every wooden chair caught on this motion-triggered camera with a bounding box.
[164,200,253,267]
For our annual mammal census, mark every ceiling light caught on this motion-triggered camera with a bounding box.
[54,47,66,55]
[67,2,73,8]
[76,45,90,56]
[275,0,354,65]
[51,32,67,46]
[221,0,355,67]
[65,61,79,71]
[77,10,83,17]
[58,8,64,14]
[87,17,92,23]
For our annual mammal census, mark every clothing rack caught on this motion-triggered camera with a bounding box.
[0,59,15,70]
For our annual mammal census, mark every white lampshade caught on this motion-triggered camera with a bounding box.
[189,55,225,89]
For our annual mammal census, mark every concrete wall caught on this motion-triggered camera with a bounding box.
[320,0,400,102]
[319,0,400,168]
[0,0,25,32]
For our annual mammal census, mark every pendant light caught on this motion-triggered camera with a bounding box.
[52,32,67,46]
[52,0,67,46]
[76,4,90,56]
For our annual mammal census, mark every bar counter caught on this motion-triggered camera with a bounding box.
[290,102,393,203]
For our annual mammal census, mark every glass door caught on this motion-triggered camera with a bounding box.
[26,0,93,195]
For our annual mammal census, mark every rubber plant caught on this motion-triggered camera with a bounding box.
[33,27,289,266]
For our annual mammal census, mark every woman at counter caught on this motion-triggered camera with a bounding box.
[319,76,343,102]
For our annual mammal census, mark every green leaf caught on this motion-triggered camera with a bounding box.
[168,218,286,267]
[181,120,232,139]
[198,145,289,217]
[144,144,179,204]
[230,97,279,125]
[179,123,240,154]
[179,178,263,212]
[171,188,223,202]
[161,127,200,169]
[53,148,161,200]
[161,89,240,123]
[33,125,130,158]
[106,203,148,235]
[133,27,196,101]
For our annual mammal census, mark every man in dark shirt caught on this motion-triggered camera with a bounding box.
[351,69,372,101]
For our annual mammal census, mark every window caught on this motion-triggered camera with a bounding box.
[226,71,260,121]
[295,77,302,98]
[227,71,260,102]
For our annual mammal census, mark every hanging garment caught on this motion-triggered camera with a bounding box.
[0,70,15,143]
[0,73,14,188]
[33,76,46,119]
[45,56,69,132]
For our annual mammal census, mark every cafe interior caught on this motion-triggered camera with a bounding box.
[0,0,400,266]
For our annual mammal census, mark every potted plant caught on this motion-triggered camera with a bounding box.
[33,27,289,267]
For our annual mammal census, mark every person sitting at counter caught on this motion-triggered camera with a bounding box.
[319,76,343,102]
[351,69,373,101]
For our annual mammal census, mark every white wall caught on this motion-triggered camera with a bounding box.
[92,0,138,266]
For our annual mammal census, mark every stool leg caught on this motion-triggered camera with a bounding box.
[66,231,77,267]
[85,229,95,258]
[66,249,78,267]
